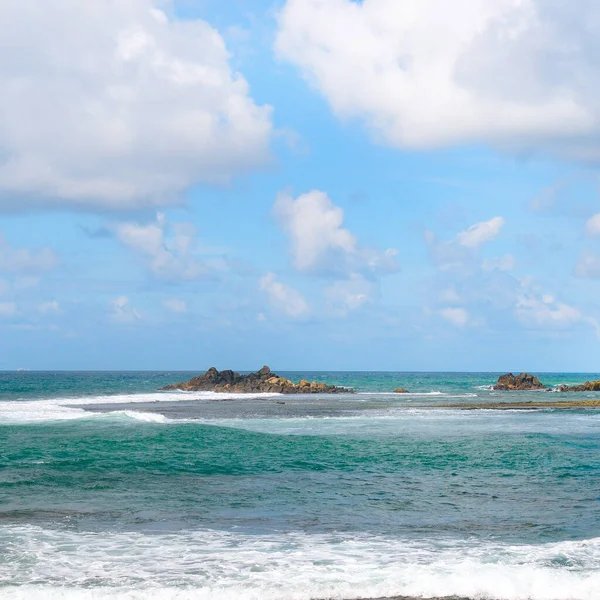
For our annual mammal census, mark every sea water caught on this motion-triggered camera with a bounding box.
[0,371,599,599]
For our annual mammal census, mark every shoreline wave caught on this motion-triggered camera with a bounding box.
[0,391,476,425]
[0,391,282,424]
[1,526,599,600]
[1,395,598,427]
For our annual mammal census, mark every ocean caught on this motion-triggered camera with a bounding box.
[0,371,599,600]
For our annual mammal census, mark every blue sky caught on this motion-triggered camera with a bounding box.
[2,0,600,371]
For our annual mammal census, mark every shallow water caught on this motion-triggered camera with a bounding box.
[0,371,599,599]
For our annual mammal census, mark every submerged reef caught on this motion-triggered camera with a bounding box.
[438,399,600,410]
[160,365,354,394]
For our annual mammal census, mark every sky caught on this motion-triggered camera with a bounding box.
[2,0,600,371]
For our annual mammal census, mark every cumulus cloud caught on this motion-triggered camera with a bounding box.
[516,293,582,329]
[276,0,600,160]
[37,300,60,314]
[115,213,209,281]
[440,307,469,328]
[585,214,600,236]
[0,234,58,273]
[259,272,309,318]
[425,215,598,337]
[575,251,600,278]
[0,0,272,211]
[109,296,141,324]
[529,182,569,213]
[274,190,399,275]
[482,254,516,272]
[456,217,505,248]
[438,287,462,305]
[427,216,505,269]
[163,298,187,313]
[13,276,39,291]
[0,302,18,318]
[324,274,373,317]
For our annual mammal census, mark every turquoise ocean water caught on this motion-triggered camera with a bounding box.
[0,371,599,599]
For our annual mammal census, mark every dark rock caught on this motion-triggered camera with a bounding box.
[557,380,600,392]
[493,372,548,391]
[160,366,353,394]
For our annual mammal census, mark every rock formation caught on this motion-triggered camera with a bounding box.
[160,366,353,394]
[556,380,600,392]
[493,373,548,391]
[393,387,410,393]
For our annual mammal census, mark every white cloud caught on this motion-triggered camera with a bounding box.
[456,217,505,248]
[324,274,373,316]
[482,254,516,272]
[440,307,469,328]
[529,182,566,213]
[274,190,399,275]
[438,287,462,304]
[13,276,40,290]
[109,296,141,324]
[0,302,18,318]
[516,293,582,329]
[37,300,60,314]
[0,0,272,211]
[585,214,600,236]
[163,298,187,313]
[115,213,209,280]
[0,234,58,273]
[276,0,600,160]
[259,272,309,318]
[575,251,600,278]
[427,216,505,269]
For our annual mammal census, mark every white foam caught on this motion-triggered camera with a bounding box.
[107,410,169,423]
[1,391,598,434]
[2,397,599,441]
[69,390,283,405]
[358,391,447,396]
[0,391,281,425]
[0,390,468,426]
[0,399,89,423]
[202,408,600,437]
[1,526,599,600]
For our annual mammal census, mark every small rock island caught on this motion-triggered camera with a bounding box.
[493,372,600,393]
[493,373,548,391]
[557,380,600,392]
[160,365,354,394]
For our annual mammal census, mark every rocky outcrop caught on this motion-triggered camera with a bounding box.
[556,380,600,392]
[160,366,353,394]
[393,387,410,393]
[493,373,548,391]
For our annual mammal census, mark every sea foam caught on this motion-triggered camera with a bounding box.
[0,391,281,425]
[1,525,599,600]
